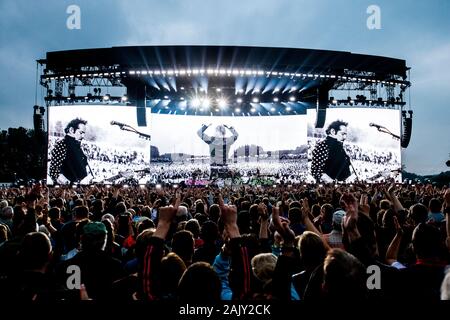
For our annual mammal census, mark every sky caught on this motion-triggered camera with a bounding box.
[0,0,449,175]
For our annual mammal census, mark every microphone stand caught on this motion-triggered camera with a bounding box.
[376,126,400,140]
[116,124,151,141]
[347,156,360,183]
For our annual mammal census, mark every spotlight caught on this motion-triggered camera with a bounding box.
[121,95,128,102]
[289,96,296,102]
[235,108,241,112]
[103,94,110,101]
[250,107,256,113]
[286,106,292,111]
[216,88,221,92]
[217,98,227,108]
[201,98,210,108]
[192,98,201,108]
[270,107,276,112]
[252,97,259,103]
[236,98,243,103]
[273,97,279,102]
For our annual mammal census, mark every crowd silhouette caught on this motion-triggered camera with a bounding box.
[0,181,449,302]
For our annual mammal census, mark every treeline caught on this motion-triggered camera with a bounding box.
[0,127,47,182]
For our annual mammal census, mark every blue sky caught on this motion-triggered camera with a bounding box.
[0,0,449,174]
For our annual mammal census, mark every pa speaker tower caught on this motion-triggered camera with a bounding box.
[126,80,147,127]
[401,110,413,148]
[315,88,329,128]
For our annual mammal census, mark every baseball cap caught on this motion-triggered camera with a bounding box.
[332,210,345,226]
[83,222,107,235]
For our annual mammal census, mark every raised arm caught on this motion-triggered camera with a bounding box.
[385,216,404,265]
[197,124,213,143]
[387,185,405,213]
[142,192,180,300]
[444,188,450,252]
[225,125,239,142]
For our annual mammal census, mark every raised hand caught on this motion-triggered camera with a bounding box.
[271,206,295,245]
[359,193,370,216]
[257,203,269,222]
[153,192,181,240]
[341,193,358,231]
[300,197,311,223]
[218,194,237,227]
[218,193,240,238]
[158,192,181,225]
[444,188,450,207]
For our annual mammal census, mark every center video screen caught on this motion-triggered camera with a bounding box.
[150,114,307,186]
[47,105,151,185]
[306,108,402,183]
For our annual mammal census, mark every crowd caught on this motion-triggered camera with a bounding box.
[0,181,449,302]
[148,159,310,185]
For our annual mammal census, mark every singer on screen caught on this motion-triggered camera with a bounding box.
[49,118,91,184]
[311,120,351,183]
[197,123,239,178]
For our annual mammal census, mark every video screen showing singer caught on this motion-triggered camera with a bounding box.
[197,123,239,178]
[311,120,351,183]
[49,118,92,184]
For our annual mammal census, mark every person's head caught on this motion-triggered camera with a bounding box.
[412,223,443,259]
[215,125,226,137]
[251,253,278,285]
[160,252,187,297]
[48,207,61,221]
[288,207,302,224]
[136,217,155,234]
[81,221,108,252]
[65,118,87,141]
[380,199,392,210]
[208,204,220,223]
[298,231,327,270]
[73,205,89,221]
[200,220,219,243]
[135,228,155,262]
[323,249,367,299]
[441,268,450,300]
[177,261,221,303]
[185,219,201,239]
[332,210,345,231]
[1,206,13,220]
[326,120,348,142]
[172,230,195,265]
[408,203,428,226]
[321,204,334,223]
[20,232,52,271]
[428,198,442,213]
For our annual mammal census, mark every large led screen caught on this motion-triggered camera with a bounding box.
[149,114,307,185]
[307,108,402,183]
[47,105,151,185]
